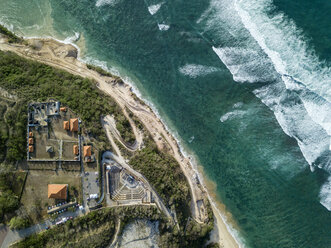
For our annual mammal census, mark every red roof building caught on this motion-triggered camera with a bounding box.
[29,145,34,153]
[73,145,79,155]
[48,184,68,199]
[70,118,79,132]
[63,121,69,130]
[83,146,91,157]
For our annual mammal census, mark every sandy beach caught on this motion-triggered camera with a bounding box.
[0,36,240,248]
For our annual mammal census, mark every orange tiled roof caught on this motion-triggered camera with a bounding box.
[29,132,33,137]
[60,107,67,112]
[48,184,67,199]
[63,121,69,130]
[29,145,34,153]
[83,146,91,157]
[73,145,79,155]
[70,118,78,132]
[28,138,34,145]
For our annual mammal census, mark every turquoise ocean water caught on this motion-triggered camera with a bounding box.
[1,0,331,247]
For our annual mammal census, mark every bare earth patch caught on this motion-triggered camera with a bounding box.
[20,170,82,223]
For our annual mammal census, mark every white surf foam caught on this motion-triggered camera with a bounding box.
[201,0,331,210]
[148,2,163,15]
[212,46,278,83]
[81,56,121,77]
[233,0,331,103]
[188,136,195,143]
[157,23,170,31]
[0,20,14,33]
[233,102,243,108]
[220,110,246,122]
[253,82,331,168]
[179,64,219,78]
[64,32,80,43]
[95,0,117,7]
[220,101,246,122]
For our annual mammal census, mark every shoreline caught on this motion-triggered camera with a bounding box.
[0,34,243,248]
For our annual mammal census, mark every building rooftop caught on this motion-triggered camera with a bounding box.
[83,145,91,157]
[63,121,69,130]
[28,138,34,145]
[70,118,79,132]
[73,145,79,155]
[48,184,68,199]
[29,145,34,153]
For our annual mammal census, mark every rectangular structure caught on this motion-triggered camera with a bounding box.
[48,184,68,199]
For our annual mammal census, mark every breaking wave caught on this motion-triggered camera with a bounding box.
[220,110,246,123]
[220,102,246,122]
[212,46,278,83]
[157,23,170,31]
[64,32,80,43]
[95,0,118,7]
[200,0,331,210]
[234,0,331,102]
[148,2,163,15]
[179,64,219,78]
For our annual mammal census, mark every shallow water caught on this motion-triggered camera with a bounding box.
[1,0,331,247]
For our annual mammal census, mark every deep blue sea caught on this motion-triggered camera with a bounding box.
[1,0,331,247]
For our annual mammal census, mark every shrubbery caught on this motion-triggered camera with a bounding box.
[9,216,30,229]
[2,101,27,163]
[130,137,191,227]
[115,114,136,145]
[0,25,23,43]
[0,172,26,222]
[0,191,19,221]
[129,136,214,247]
[86,64,124,85]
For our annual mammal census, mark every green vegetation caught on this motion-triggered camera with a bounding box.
[0,171,26,222]
[9,216,30,229]
[0,191,19,222]
[130,135,214,247]
[126,106,144,130]
[130,137,191,226]
[206,243,221,248]
[1,100,27,163]
[0,102,8,161]
[114,139,134,159]
[86,64,118,80]
[0,25,23,43]
[0,50,134,160]
[13,205,162,248]
[115,114,136,145]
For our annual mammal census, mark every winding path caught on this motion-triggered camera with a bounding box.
[0,38,209,224]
